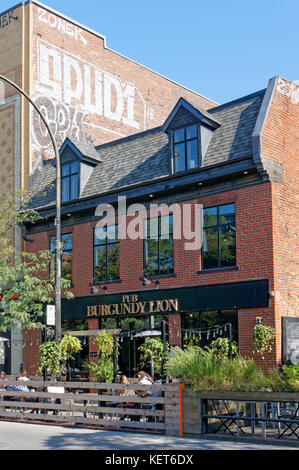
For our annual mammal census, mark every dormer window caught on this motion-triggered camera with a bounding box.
[162,98,221,175]
[56,138,102,204]
[62,160,79,202]
[173,124,198,172]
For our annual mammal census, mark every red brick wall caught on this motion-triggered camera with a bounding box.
[260,78,299,365]
[24,329,42,376]
[168,314,182,347]
[25,182,278,368]
[30,2,216,165]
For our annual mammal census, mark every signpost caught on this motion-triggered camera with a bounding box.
[46,305,56,327]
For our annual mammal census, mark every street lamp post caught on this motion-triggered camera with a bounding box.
[0,74,62,343]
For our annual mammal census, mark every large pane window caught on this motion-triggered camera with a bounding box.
[182,310,238,348]
[202,204,236,269]
[94,225,120,282]
[61,160,79,202]
[50,233,73,283]
[173,124,198,172]
[144,215,174,275]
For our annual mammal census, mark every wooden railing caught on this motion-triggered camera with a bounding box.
[0,379,182,436]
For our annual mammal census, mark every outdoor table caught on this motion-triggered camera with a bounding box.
[210,399,245,436]
[277,403,299,440]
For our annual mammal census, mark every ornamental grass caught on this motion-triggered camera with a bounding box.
[166,346,299,392]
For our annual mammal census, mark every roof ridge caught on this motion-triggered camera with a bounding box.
[209,89,266,113]
[95,126,163,152]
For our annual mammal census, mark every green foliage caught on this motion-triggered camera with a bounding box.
[253,324,276,358]
[89,358,114,383]
[138,337,169,377]
[60,334,82,360]
[207,337,238,360]
[201,311,218,327]
[89,330,116,382]
[183,335,200,348]
[94,330,115,356]
[39,336,82,378]
[281,365,299,391]
[0,191,73,333]
[166,346,299,392]
[38,341,66,377]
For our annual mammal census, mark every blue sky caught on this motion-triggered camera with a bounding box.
[1,0,299,104]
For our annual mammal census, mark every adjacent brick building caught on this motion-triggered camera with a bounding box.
[22,76,299,376]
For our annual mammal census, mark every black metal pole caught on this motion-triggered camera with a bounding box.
[113,335,118,382]
[43,327,47,382]
[0,74,62,344]
[228,323,233,359]
[161,320,167,383]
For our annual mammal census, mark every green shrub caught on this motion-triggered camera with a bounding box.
[281,365,299,391]
[89,330,116,383]
[207,337,238,360]
[39,341,66,377]
[253,324,276,358]
[138,337,169,378]
[166,346,299,392]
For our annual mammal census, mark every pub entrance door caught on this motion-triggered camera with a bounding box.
[117,315,165,379]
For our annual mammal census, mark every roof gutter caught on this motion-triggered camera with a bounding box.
[30,155,256,219]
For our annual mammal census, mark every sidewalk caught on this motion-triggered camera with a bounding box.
[0,421,297,450]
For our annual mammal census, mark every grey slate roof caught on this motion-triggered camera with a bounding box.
[28,89,265,211]
[82,128,169,198]
[69,139,102,163]
[205,91,265,166]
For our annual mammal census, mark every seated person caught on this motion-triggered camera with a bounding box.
[0,371,8,389]
[17,370,31,390]
[136,371,154,398]
[114,375,136,421]
[115,375,135,408]
[0,371,9,403]
[136,371,156,422]
[17,371,37,411]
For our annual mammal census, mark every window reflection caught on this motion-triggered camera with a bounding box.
[202,204,236,269]
[173,124,198,172]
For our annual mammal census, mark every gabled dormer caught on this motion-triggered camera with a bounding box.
[162,98,221,173]
[53,138,101,203]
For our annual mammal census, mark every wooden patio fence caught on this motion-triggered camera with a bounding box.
[0,379,183,436]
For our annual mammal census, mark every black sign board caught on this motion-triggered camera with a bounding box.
[61,279,269,320]
[283,317,299,364]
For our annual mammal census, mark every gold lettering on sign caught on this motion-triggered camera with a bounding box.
[86,296,180,317]
[87,305,97,317]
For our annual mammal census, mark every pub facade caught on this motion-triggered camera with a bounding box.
[23,76,299,375]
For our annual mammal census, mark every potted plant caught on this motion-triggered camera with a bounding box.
[89,330,116,385]
[38,341,66,378]
[253,323,276,359]
[138,337,169,379]
[59,334,82,381]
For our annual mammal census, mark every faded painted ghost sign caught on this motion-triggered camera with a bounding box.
[0,9,18,30]
[277,78,299,104]
[37,7,87,45]
[32,8,147,161]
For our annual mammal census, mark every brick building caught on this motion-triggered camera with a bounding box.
[22,76,299,376]
[0,1,216,372]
